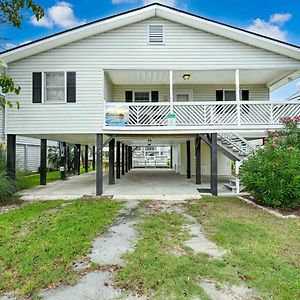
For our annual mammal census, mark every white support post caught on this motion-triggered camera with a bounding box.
[235,69,241,126]
[169,70,174,114]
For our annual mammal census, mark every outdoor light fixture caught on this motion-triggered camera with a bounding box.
[148,139,152,146]
[183,74,190,80]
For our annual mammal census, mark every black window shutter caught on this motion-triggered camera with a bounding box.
[32,72,42,103]
[67,72,76,103]
[125,91,133,102]
[242,90,249,101]
[216,90,223,101]
[151,91,159,102]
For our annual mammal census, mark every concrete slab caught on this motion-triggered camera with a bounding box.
[18,169,232,201]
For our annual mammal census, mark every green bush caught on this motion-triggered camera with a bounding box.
[0,152,16,204]
[240,116,300,208]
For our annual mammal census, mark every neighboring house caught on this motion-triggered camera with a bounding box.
[0,3,300,194]
[0,102,57,172]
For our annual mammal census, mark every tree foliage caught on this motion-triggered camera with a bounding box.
[0,0,44,107]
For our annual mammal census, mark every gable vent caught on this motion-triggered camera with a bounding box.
[148,24,164,44]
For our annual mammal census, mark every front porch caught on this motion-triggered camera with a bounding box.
[103,69,300,133]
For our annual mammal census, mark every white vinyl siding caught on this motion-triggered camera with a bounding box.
[113,84,269,102]
[5,17,299,135]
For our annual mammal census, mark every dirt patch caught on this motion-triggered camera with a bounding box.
[241,195,300,218]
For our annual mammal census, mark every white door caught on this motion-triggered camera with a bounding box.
[174,90,193,102]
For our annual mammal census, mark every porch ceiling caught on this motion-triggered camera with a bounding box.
[106,69,295,86]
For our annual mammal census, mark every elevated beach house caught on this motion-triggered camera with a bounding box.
[1,3,300,195]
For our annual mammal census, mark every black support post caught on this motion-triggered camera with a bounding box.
[92,146,96,171]
[186,141,191,179]
[211,133,218,196]
[74,144,81,175]
[170,146,173,169]
[195,136,201,184]
[60,142,67,180]
[96,134,103,196]
[40,138,47,185]
[109,138,115,185]
[116,141,121,179]
[125,145,128,173]
[85,145,89,173]
[7,134,16,180]
[121,143,125,175]
[129,147,133,169]
[128,146,132,171]
[66,144,71,172]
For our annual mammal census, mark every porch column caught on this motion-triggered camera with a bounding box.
[195,136,201,184]
[84,145,89,173]
[211,133,218,196]
[60,142,67,180]
[7,134,16,180]
[130,147,133,169]
[169,70,174,113]
[74,144,81,175]
[186,140,191,179]
[96,134,103,196]
[116,141,121,179]
[92,146,96,171]
[109,138,115,185]
[40,138,47,185]
[121,143,125,175]
[170,146,173,169]
[235,69,241,126]
[128,146,132,171]
[125,145,128,173]
[66,144,71,172]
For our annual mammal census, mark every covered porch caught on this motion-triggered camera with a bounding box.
[104,68,300,132]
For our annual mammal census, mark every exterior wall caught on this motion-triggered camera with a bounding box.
[104,72,114,102]
[177,140,232,176]
[112,84,269,102]
[6,16,300,135]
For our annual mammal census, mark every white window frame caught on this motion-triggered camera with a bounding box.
[42,71,67,104]
[174,90,193,102]
[148,24,165,45]
[133,90,152,102]
[223,89,243,101]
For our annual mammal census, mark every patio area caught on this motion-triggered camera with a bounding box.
[19,169,233,201]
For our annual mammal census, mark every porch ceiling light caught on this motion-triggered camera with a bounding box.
[183,74,191,80]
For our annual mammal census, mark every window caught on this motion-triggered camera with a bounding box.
[148,24,164,44]
[174,90,193,102]
[44,72,65,103]
[224,90,236,101]
[134,91,150,102]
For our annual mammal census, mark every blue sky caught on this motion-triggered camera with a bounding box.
[1,0,300,99]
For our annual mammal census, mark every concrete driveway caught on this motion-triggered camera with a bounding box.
[19,169,202,200]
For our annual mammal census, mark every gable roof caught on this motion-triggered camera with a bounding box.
[1,2,300,63]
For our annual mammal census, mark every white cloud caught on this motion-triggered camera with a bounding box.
[112,0,135,3]
[269,13,292,25]
[20,40,32,45]
[30,14,53,28]
[142,0,176,6]
[246,18,288,41]
[3,43,17,50]
[31,2,85,29]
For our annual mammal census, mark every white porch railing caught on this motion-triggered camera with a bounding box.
[104,101,300,129]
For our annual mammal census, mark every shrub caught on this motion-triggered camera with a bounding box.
[240,116,300,208]
[0,149,16,205]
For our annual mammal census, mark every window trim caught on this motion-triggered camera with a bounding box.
[174,89,193,102]
[148,24,165,45]
[133,90,152,102]
[42,71,67,104]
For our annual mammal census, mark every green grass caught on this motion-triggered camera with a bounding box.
[16,167,93,191]
[0,198,122,298]
[188,196,300,300]
[115,206,240,300]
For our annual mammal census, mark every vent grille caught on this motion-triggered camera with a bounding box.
[148,25,164,43]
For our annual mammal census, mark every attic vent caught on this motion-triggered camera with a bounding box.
[148,24,164,44]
